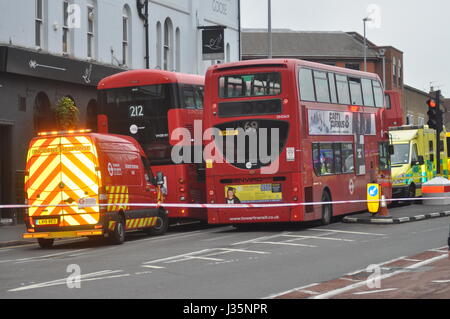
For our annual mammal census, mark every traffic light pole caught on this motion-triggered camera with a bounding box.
[436,90,442,175]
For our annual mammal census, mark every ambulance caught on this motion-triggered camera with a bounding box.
[23,130,168,248]
[390,125,448,201]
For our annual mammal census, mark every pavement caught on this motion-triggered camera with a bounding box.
[0,224,33,248]
[0,213,449,299]
[275,247,450,299]
[344,203,450,224]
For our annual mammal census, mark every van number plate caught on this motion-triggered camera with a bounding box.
[36,218,59,226]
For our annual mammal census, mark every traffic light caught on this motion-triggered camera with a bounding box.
[427,98,443,130]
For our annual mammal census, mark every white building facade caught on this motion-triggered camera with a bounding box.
[0,0,240,218]
[0,0,240,73]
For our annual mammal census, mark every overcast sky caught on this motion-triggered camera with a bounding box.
[241,0,450,96]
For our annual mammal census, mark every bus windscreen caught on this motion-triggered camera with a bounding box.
[219,72,282,98]
[98,84,176,165]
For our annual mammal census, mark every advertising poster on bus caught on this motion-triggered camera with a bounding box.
[308,110,376,136]
[224,184,283,204]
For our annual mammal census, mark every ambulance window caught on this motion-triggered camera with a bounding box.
[429,141,434,153]
[447,138,450,157]
[411,144,418,163]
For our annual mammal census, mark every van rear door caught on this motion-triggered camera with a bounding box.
[26,135,101,228]
[59,135,101,227]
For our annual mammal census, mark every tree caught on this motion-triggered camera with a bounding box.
[55,97,79,130]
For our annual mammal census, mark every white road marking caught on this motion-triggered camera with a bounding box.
[231,233,290,246]
[353,288,398,295]
[300,290,319,295]
[264,283,319,299]
[429,248,448,253]
[143,249,213,265]
[310,229,386,236]
[403,259,422,262]
[186,256,225,262]
[0,249,89,264]
[255,241,317,248]
[282,234,354,242]
[202,235,235,242]
[311,254,447,299]
[218,248,270,255]
[432,280,450,283]
[142,265,165,269]
[9,270,127,292]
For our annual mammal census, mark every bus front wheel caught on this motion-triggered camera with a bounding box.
[320,192,332,225]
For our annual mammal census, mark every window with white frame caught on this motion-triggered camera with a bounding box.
[63,1,70,54]
[35,0,43,47]
[163,18,173,71]
[418,116,424,126]
[122,13,129,66]
[156,22,162,69]
[392,57,397,87]
[175,28,180,72]
[87,6,95,58]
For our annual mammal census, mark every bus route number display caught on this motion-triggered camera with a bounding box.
[129,105,144,118]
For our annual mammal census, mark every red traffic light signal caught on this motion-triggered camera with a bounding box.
[427,99,437,108]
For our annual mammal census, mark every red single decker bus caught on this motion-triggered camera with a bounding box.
[97,69,206,221]
[204,59,392,225]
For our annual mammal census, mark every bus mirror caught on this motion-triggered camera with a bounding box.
[155,172,165,186]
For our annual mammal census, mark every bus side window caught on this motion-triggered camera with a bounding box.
[336,75,350,105]
[314,70,331,103]
[361,78,375,107]
[182,85,196,109]
[349,77,363,106]
[373,81,384,108]
[195,86,204,109]
[328,73,338,104]
[319,143,334,175]
[299,68,316,102]
[342,143,355,173]
[312,143,320,175]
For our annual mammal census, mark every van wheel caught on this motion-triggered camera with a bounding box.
[320,191,332,225]
[37,238,54,249]
[109,219,125,245]
[146,210,169,236]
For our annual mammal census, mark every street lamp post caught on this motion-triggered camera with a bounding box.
[268,0,272,59]
[363,17,372,72]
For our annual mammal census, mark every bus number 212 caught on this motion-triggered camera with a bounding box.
[129,105,144,118]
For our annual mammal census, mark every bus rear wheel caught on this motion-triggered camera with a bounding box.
[320,192,332,226]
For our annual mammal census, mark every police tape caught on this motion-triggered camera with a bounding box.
[0,196,449,209]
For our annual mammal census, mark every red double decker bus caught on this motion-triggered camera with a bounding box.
[204,59,392,225]
[97,69,206,221]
